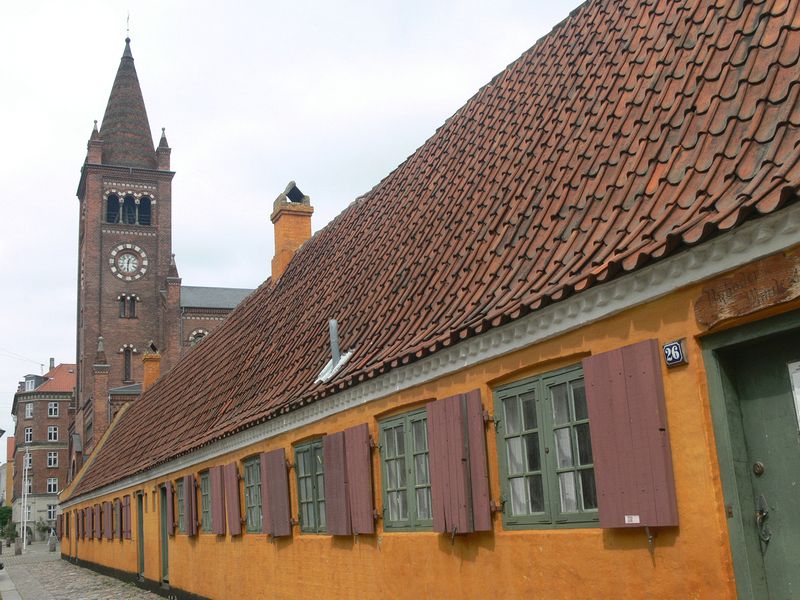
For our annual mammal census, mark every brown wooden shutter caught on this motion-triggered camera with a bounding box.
[224,463,242,536]
[115,498,122,538]
[183,475,197,536]
[426,390,492,535]
[210,466,226,535]
[56,514,62,539]
[104,500,113,540]
[582,338,679,528]
[344,423,374,534]
[165,481,175,536]
[260,449,292,537]
[323,431,351,535]
[123,495,132,539]
[94,504,101,538]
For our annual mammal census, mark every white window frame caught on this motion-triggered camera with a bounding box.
[26,504,32,520]
[24,454,32,469]
[48,401,59,417]
[26,478,32,494]
[25,403,33,419]
[47,477,58,494]
[47,451,58,468]
[47,426,58,442]
[47,505,57,520]
[24,427,32,443]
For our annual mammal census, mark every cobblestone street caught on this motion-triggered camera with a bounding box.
[0,541,159,600]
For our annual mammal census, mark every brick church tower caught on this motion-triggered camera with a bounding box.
[71,38,179,472]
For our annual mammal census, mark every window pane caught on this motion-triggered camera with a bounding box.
[523,432,540,471]
[396,457,407,488]
[551,383,570,425]
[580,469,598,510]
[520,391,537,430]
[575,423,593,465]
[554,427,573,468]
[385,427,397,457]
[504,397,522,434]
[572,380,588,420]
[318,501,326,529]
[412,419,427,452]
[414,454,429,485]
[527,474,545,513]
[386,459,398,488]
[507,437,524,475]
[395,427,405,456]
[416,488,432,520]
[509,477,527,516]
[558,471,578,513]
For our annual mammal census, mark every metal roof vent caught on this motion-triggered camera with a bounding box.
[315,319,352,384]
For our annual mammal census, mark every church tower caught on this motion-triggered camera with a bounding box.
[71,38,180,471]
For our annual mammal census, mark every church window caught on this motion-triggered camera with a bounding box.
[106,194,120,223]
[129,295,137,318]
[119,296,127,318]
[123,348,132,381]
[189,329,208,347]
[138,196,152,226]
[122,195,137,225]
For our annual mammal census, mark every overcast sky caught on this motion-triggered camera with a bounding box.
[0,0,583,463]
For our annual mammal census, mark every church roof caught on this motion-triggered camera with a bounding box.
[68,0,800,499]
[98,38,157,169]
[180,286,254,310]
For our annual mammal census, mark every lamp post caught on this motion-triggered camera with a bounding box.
[22,448,30,551]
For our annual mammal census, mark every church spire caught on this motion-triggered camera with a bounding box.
[98,37,156,169]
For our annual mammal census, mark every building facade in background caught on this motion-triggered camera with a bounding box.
[60,2,800,599]
[68,38,252,478]
[11,362,74,538]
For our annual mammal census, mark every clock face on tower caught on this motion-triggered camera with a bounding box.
[109,243,149,280]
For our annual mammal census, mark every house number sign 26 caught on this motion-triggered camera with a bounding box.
[663,340,688,368]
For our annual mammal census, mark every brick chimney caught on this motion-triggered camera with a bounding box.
[271,181,313,280]
[142,343,161,392]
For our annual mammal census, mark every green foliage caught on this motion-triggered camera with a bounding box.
[0,506,11,528]
[2,520,17,541]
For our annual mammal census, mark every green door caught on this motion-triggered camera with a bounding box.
[137,493,145,578]
[159,486,169,583]
[721,330,800,599]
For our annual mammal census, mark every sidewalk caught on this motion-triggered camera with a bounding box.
[0,541,158,600]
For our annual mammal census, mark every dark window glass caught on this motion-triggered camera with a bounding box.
[122,195,136,225]
[119,297,127,318]
[123,348,132,381]
[138,196,151,225]
[106,194,119,223]
[129,296,136,318]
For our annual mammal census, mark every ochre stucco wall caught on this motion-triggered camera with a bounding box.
[62,254,800,599]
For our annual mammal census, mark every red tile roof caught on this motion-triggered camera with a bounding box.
[37,364,77,393]
[69,0,800,498]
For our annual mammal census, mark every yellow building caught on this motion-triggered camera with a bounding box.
[60,1,800,598]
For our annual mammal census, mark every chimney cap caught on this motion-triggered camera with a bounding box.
[274,181,311,209]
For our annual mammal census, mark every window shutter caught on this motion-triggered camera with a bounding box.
[323,431,351,535]
[104,500,113,540]
[94,504,101,539]
[260,449,292,537]
[210,465,226,535]
[224,463,243,536]
[344,423,374,534]
[123,495,132,539]
[115,498,122,538]
[426,390,492,534]
[165,481,175,536]
[582,339,679,528]
[56,514,62,540]
[183,475,198,536]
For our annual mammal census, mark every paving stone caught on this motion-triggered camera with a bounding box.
[3,542,159,600]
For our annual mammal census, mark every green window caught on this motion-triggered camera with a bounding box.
[379,409,432,531]
[199,471,211,532]
[295,440,325,533]
[243,457,262,533]
[495,364,598,529]
[176,479,185,533]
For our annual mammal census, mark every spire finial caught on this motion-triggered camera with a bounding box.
[93,119,98,132]
[126,11,130,37]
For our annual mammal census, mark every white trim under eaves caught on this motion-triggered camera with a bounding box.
[62,201,800,508]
